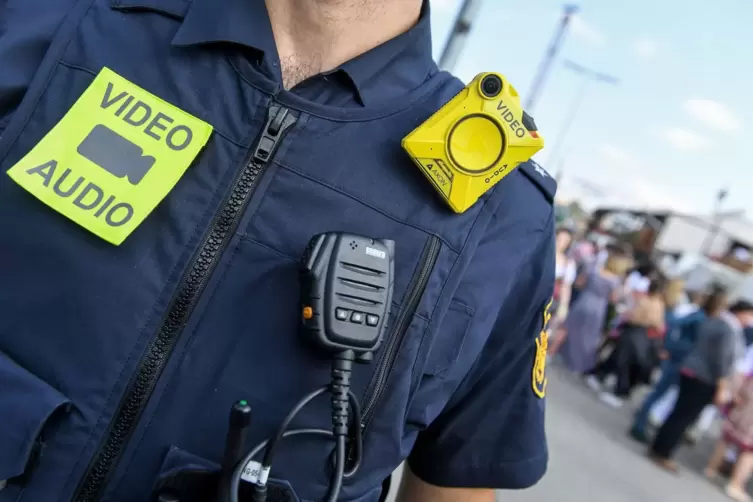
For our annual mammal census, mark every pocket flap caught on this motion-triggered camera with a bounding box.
[153,446,299,502]
[0,351,71,481]
[424,301,473,376]
[110,0,190,19]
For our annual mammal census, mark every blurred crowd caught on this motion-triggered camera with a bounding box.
[548,227,753,502]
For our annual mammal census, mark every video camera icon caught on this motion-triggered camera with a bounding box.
[77,124,155,185]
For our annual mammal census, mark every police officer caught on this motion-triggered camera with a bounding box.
[0,1,556,501]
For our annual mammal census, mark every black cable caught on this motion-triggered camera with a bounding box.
[329,352,353,439]
[343,390,362,479]
[325,436,346,502]
[324,351,354,501]
[227,389,363,501]
[248,429,333,467]
[261,387,329,468]
[234,352,361,502]
[229,428,331,502]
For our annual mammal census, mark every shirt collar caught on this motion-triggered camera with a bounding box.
[171,0,435,106]
[171,0,276,55]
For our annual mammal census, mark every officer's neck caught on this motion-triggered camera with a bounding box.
[265,0,423,89]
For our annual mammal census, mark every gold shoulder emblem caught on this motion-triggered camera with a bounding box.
[532,298,553,399]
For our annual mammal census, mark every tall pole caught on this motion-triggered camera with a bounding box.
[544,78,590,168]
[437,0,485,72]
[545,60,620,168]
[701,188,729,256]
[524,4,580,112]
[555,159,565,185]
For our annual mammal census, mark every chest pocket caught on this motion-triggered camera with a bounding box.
[225,117,481,500]
[241,162,467,406]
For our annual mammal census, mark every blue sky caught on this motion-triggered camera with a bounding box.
[429,0,753,216]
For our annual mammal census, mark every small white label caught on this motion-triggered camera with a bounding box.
[240,461,271,485]
[259,466,270,484]
[241,461,263,484]
[365,247,386,259]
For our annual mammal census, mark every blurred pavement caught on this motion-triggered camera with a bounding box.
[386,364,733,502]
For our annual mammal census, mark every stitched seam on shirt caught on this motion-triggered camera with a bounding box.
[445,449,549,469]
[427,212,552,403]
[35,2,134,495]
[237,236,300,263]
[112,232,246,494]
[447,187,554,322]
[420,217,554,384]
[422,193,494,323]
[0,0,96,168]
[448,299,475,317]
[226,55,279,96]
[57,59,248,148]
[283,79,449,123]
[274,162,460,254]
[63,133,254,498]
[98,130,263,489]
[109,0,189,19]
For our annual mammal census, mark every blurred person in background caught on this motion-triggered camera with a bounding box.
[648,288,725,431]
[587,279,667,408]
[630,290,725,442]
[684,286,737,445]
[705,334,753,502]
[601,244,635,334]
[623,263,656,307]
[570,232,596,262]
[594,241,610,270]
[568,234,615,308]
[549,227,577,339]
[708,324,753,483]
[548,253,631,373]
[558,233,592,318]
[649,300,753,472]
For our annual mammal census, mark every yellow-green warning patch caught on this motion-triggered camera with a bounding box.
[7,67,213,245]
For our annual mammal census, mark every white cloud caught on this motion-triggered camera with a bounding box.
[633,37,658,59]
[684,99,743,134]
[599,144,635,164]
[590,143,693,211]
[659,127,715,152]
[625,179,694,212]
[557,144,692,212]
[570,15,606,46]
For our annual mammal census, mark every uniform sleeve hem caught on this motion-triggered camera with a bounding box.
[407,450,548,490]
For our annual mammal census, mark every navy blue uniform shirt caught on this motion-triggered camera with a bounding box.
[0,1,556,501]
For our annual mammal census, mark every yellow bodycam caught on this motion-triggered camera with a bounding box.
[402,72,545,213]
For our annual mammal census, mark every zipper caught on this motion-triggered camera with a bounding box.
[73,103,297,502]
[359,235,441,431]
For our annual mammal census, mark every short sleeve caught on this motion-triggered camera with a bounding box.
[624,272,638,291]
[563,259,577,285]
[408,222,555,489]
[595,249,609,268]
[712,325,736,380]
[735,345,753,374]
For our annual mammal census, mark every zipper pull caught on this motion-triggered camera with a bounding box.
[253,104,297,163]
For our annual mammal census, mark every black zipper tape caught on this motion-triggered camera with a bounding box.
[73,103,297,502]
[360,235,441,431]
